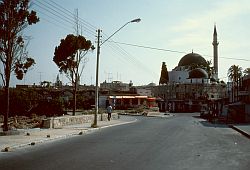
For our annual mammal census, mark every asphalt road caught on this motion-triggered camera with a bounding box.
[1,113,250,170]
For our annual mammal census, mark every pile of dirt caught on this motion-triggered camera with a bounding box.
[0,115,46,129]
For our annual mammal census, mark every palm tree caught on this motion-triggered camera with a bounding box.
[243,68,250,76]
[228,65,243,102]
[228,65,243,82]
[202,60,214,79]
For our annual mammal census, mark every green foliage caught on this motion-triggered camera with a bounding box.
[0,88,65,117]
[31,99,65,117]
[14,58,35,80]
[0,0,39,32]
[53,34,93,74]
[243,68,250,76]
[0,0,39,81]
[201,60,214,78]
[53,34,94,116]
[228,65,243,82]
[0,0,39,130]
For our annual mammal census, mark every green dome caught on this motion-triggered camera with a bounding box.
[178,52,206,67]
[188,68,208,79]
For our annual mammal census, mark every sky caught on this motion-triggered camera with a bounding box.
[8,0,250,86]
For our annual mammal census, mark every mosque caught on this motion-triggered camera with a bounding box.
[168,25,219,84]
[154,25,227,112]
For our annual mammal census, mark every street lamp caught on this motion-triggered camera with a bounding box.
[93,18,141,127]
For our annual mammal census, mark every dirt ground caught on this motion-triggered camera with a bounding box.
[0,115,46,129]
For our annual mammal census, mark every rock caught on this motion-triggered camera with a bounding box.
[30,142,35,146]
[1,147,10,152]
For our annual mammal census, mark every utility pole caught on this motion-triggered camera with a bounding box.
[93,18,141,127]
[38,72,42,85]
[93,29,101,127]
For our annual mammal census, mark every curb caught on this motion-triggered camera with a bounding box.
[228,125,250,139]
[2,131,83,152]
[1,118,137,152]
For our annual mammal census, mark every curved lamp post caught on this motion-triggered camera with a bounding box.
[93,18,141,127]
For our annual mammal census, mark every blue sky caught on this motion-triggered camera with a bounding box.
[10,0,250,86]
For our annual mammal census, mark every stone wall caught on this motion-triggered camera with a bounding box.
[42,113,119,129]
[246,104,250,122]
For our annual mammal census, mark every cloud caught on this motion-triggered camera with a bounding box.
[172,1,250,32]
[168,1,250,49]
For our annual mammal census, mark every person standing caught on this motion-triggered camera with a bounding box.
[107,104,112,121]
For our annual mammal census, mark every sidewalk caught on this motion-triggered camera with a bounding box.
[0,116,137,152]
[229,124,250,139]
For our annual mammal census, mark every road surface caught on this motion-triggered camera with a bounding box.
[1,113,250,170]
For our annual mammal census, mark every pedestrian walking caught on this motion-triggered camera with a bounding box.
[107,104,112,121]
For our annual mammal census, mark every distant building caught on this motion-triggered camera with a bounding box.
[54,74,62,88]
[135,83,156,97]
[100,80,130,91]
[106,95,156,110]
[223,75,250,123]
[99,81,157,109]
[239,74,250,104]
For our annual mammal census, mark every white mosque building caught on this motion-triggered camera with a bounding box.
[168,25,219,84]
[153,25,227,112]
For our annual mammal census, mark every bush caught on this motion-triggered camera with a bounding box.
[0,88,65,117]
[30,99,65,117]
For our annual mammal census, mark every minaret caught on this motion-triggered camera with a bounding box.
[212,24,219,79]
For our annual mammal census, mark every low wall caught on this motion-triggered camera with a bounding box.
[42,113,119,129]
[246,104,250,122]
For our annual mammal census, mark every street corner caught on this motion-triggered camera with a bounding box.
[146,111,174,118]
[229,124,250,139]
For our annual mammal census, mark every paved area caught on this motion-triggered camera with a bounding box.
[1,113,249,153]
[0,116,137,152]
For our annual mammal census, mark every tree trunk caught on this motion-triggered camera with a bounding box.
[73,87,76,116]
[72,75,77,116]
[3,68,10,132]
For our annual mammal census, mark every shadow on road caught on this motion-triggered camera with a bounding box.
[192,116,229,128]
[198,120,229,128]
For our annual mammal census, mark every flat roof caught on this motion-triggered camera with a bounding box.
[109,95,148,99]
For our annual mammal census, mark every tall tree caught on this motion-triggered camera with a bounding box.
[159,62,169,85]
[53,34,94,115]
[243,68,250,76]
[228,65,243,102]
[0,0,39,131]
[228,65,243,82]
[201,60,214,79]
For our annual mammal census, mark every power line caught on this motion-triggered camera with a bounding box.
[93,30,159,80]
[30,1,178,82]
[105,43,159,78]
[34,1,75,26]
[109,40,250,62]
[33,8,73,32]
[45,0,97,31]
[30,1,160,83]
[109,41,187,54]
[37,0,97,36]
[112,44,159,76]
[33,0,96,39]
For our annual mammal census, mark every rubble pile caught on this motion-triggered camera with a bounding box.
[0,114,46,129]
